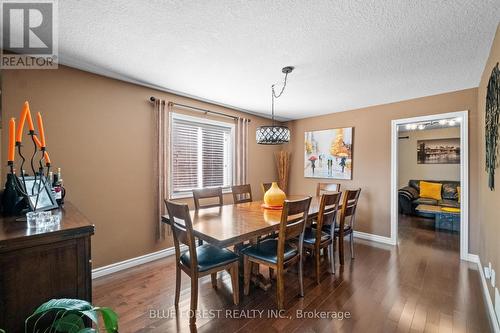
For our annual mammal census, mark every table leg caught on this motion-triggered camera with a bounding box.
[250,263,272,291]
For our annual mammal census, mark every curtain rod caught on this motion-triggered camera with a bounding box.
[149,97,250,122]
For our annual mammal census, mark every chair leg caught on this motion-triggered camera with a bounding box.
[328,243,335,274]
[339,234,345,265]
[315,248,321,284]
[243,255,251,296]
[211,273,217,289]
[190,275,198,326]
[350,232,355,259]
[298,253,304,297]
[230,262,240,305]
[277,267,285,309]
[175,264,181,306]
[269,267,274,280]
[332,237,337,270]
[323,247,328,260]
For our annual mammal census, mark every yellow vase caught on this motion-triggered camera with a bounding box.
[264,182,286,207]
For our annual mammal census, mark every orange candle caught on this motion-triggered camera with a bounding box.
[26,103,35,132]
[16,101,29,142]
[36,112,46,147]
[44,151,51,165]
[8,118,15,162]
[33,135,43,149]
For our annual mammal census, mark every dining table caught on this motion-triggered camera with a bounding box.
[162,195,346,290]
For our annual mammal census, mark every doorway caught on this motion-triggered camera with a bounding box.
[390,111,471,261]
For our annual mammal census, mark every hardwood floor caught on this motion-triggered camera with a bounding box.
[93,215,491,332]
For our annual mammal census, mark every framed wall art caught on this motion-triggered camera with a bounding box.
[304,127,353,180]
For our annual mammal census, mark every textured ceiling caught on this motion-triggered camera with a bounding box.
[56,1,499,120]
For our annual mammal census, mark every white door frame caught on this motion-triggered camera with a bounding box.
[390,110,470,261]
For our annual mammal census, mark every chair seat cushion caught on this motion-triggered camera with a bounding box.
[322,224,352,235]
[241,239,298,264]
[180,244,239,272]
[334,225,352,235]
[303,228,331,244]
[438,199,460,208]
[412,198,438,206]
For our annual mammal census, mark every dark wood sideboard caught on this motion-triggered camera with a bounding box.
[0,202,94,332]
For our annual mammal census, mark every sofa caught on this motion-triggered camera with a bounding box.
[398,180,460,217]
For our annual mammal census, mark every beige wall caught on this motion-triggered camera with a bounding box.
[2,41,493,268]
[285,88,479,252]
[477,24,500,301]
[1,66,280,268]
[398,127,460,188]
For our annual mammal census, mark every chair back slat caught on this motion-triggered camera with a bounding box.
[231,184,253,204]
[193,187,223,210]
[261,182,274,194]
[339,189,361,231]
[316,183,341,197]
[277,197,312,264]
[164,200,198,268]
[315,192,342,241]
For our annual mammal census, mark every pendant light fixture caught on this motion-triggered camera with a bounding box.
[256,66,294,144]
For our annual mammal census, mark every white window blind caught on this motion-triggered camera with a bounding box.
[170,113,233,197]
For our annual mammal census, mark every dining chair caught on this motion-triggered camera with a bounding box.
[303,192,342,283]
[231,184,253,204]
[192,187,223,210]
[261,182,274,194]
[164,200,240,326]
[192,187,224,246]
[242,196,312,309]
[316,182,341,196]
[324,189,361,265]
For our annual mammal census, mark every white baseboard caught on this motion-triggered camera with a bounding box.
[353,231,396,246]
[92,245,185,279]
[466,253,479,263]
[91,232,394,279]
[477,257,500,333]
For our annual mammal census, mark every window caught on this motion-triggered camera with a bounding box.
[170,113,233,197]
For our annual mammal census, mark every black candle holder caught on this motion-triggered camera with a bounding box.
[9,130,51,211]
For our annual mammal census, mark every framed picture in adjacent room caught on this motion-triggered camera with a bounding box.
[304,127,353,179]
[417,138,460,164]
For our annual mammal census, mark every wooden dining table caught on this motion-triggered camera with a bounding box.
[162,195,345,289]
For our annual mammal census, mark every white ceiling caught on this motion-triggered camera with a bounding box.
[57,1,500,120]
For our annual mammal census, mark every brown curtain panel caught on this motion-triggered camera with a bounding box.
[234,117,250,185]
[154,99,168,240]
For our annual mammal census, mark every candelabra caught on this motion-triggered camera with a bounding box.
[8,131,51,211]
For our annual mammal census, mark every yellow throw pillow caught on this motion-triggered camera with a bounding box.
[420,181,442,201]
[457,186,461,203]
[442,207,460,213]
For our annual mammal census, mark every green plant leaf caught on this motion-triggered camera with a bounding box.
[55,313,85,333]
[25,299,119,333]
[95,307,119,333]
[26,299,97,329]
[31,299,93,316]
[81,310,99,324]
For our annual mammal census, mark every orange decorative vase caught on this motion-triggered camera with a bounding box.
[263,182,286,208]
